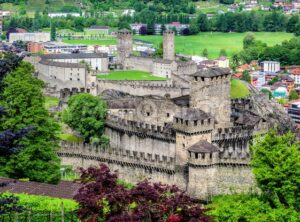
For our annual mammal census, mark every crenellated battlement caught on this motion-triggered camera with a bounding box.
[173,117,214,134]
[212,126,254,141]
[58,141,175,172]
[97,79,178,88]
[106,114,176,142]
[188,152,219,166]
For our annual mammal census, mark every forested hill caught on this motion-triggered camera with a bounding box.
[0,0,196,14]
[89,0,196,13]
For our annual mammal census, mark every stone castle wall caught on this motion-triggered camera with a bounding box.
[97,80,190,97]
[124,56,153,72]
[58,140,256,200]
[59,142,187,190]
[188,165,256,199]
[105,114,176,157]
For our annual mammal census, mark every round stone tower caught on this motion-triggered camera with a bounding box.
[117,29,133,66]
[163,30,175,61]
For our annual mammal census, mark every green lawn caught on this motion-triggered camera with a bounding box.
[63,39,116,45]
[63,32,293,59]
[230,79,250,99]
[45,96,59,109]
[97,70,168,80]
[135,32,293,59]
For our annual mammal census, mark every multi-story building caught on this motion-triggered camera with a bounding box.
[261,61,280,73]
[41,53,108,72]
[9,32,50,43]
[43,42,87,54]
[27,42,44,53]
[287,102,300,124]
[288,66,300,84]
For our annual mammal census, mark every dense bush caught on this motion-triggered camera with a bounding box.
[14,193,78,212]
[74,164,211,222]
[209,194,300,222]
[0,192,78,222]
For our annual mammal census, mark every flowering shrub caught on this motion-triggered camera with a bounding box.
[74,164,211,222]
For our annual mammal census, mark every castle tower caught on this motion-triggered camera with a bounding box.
[173,108,215,165]
[190,68,232,127]
[163,30,175,61]
[117,29,133,66]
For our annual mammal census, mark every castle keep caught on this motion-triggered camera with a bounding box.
[31,29,294,199]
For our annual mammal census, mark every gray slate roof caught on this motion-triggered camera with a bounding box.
[174,108,210,121]
[192,67,231,78]
[188,140,219,153]
[41,53,108,60]
[39,59,86,68]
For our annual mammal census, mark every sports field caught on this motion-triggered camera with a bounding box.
[64,32,293,59]
[97,70,168,81]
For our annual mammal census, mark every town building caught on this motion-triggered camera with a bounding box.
[250,71,266,88]
[287,102,300,124]
[9,32,50,43]
[288,66,300,84]
[41,53,108,72]
[48,12,80,18]
[27,42,44,53]
[43,42,88,54]
[215,56,230,68]
[87,26,110,35]
[261,61,280,73]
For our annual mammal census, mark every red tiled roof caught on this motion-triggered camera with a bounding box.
[290,68,300,75]
[0,178,80,199]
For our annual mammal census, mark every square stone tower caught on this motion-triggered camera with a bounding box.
[190,68,232,127]
[117,29,133,65]
[163,30,175,61]
[173,108,215,165]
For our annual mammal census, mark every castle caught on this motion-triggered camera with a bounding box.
[31,29,294,200]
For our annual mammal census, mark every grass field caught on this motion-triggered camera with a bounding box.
[97,70,168,81]
[136,32,293,59]
[63,39,116,45]
[230,79,250,99]
[63,32,293,59]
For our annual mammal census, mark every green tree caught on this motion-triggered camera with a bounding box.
[50,22,56,41]
[231,54,240,71]
[243,32,255,49]
[286,15,299,33]
[295,22,300,36]
[219,49,227,57]
[189,18,199,35]
[197,13,210,31]
[0,62,61,184]
[288,89,298,101]
[62,93,108,146]
[154,41,163,58]
[202,48,208,58]
[251,130,300,210]
[241,70,251,83]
